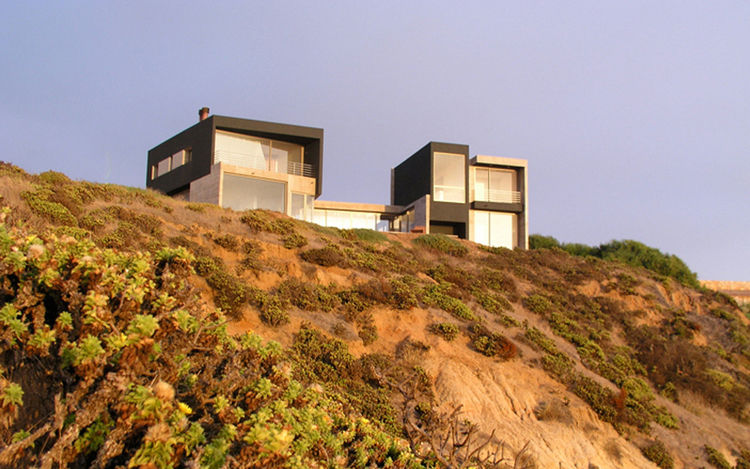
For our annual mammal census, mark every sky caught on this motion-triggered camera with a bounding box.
[1,1,748,280]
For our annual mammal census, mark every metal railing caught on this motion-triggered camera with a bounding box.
[472,189,521,204]
[288,161,315,177]
[214,150,314,178]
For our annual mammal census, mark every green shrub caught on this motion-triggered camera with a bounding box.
[21,189,78,226]
[474,290,512,316]
[421,284,476,321]
[282,232,308,249]
[413,234,468,257]
[212,234,239,250]
[571,375,616,424]
[342,228,387,243]
[429,322,460,341]
[389,276,419,310]
[736,450,750,469]
[528,234,560,250]
[469,324,517,359]
[358,321,378,345]
[276,278,339,312]
[194,255,250,318]
[300,245,346,267]
[704,445,732,469]
[523,294,553,315]
[641,439,674,469]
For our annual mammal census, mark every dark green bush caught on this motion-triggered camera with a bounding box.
[469,324,517,359]
[641,439,674,469]
[341,228,387,243]
[528,234,560,250]
[21,189,78,226]
[429,322,460,341]
[194,255,250,318]
[282,232,308,249]
[704,445,732,469]
[276,278,339,312]
[413,234,468,257]
[212,234,239,251]
[421,284,476,321]
[531,236,699,289]
[300,245,347,267]
[523,294,554,315]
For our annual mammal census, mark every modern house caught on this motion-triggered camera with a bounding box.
[147,109,528,249]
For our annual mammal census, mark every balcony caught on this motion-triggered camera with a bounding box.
[214,150,314,178]
[472,189,522,204]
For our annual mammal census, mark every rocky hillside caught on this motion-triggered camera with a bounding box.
[0,164,748,469]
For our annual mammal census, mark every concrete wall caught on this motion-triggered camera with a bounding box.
[189,166,221,205]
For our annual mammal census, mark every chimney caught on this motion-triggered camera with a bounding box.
[199,107,210,121]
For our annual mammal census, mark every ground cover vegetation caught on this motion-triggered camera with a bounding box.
[0,163,748,467]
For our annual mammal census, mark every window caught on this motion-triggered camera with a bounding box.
[152,149,191,180]
[157,157,171,178]
[471,210,517,249]
[214,130,304,175]
[312,209,379,230]
[473,168,519,203]
[291,193,314,222]
[433,152,465,203]
[221,174,285,213]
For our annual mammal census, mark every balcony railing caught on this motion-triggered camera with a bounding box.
[288,161,315,177]
[214,150,314,178]
[472,189,522,204]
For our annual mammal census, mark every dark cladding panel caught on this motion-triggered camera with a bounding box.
[392,143,431,206]
[146,118,214,195]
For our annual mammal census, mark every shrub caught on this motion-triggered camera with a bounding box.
[194,256,250,318]
[523,294,553,315]
[342,228,387,243]
[570,375,616,424]
[282,232,308,249]
[641,440,674,469]
[212,234,239,251]
[413,234,468,257]
[239,210,274,232]
[21,189,78,226]
[300,245,346,267]
[469,324,517,359]
[389,276,419,310]
[358,320,378,345]
[528,234,560,250]
[473,290,512,316]
[704,445,732,469]
[429,322,460,341]
[736,450,750,469]
[260,300,289,326]
[421,284,476,321]
[534,398,573,423]
[276,278,339,312]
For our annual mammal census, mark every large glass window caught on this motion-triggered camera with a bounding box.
[312,209,379,230]
[473,168,518,203]
[222,174,285,213]
[472,210,517,249]
[291,193,314,222]
[215,130,303,174]
[433,152,465,203]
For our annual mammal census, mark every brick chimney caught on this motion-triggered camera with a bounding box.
[199,107,210,121]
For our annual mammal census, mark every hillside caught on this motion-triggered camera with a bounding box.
[0,164,748,469]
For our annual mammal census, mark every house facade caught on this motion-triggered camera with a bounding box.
[147,109,528,249]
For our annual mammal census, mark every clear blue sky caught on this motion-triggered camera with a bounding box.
[1,1,748,280]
